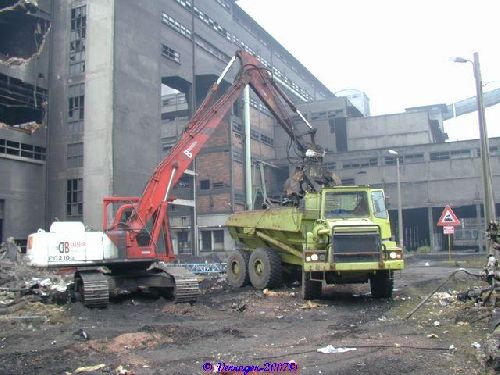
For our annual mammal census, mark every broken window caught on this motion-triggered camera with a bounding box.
[66,178,83,217]
[0,1,50,62]
[67,142,83,168]
[0,73,47,126]
[69,4,86,75]
[68,83,85,122]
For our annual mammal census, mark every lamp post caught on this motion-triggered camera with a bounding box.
[388,150,403,249]
[452,53,497,250]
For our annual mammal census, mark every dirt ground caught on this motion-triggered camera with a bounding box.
[0,255,496,375]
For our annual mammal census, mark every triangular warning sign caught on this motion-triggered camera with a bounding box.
[437,205,460,226]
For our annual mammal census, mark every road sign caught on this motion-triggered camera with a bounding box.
[443,225,455,235]
[437,205,460,226]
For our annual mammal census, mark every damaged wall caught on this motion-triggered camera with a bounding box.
[0,0,50,128]
[0,0,51,242]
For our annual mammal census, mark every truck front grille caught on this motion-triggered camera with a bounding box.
[332,232,380,263]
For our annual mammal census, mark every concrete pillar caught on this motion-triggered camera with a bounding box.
[427,206,437,252]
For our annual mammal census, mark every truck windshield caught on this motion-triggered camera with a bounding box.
[371,190,388,218]
[324,191,369,218]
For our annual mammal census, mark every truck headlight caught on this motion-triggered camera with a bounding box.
[389,252,397,259]
[306,256,311,262]
[311,253,318,261]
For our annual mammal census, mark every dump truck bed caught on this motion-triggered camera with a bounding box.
[227,207,306,263]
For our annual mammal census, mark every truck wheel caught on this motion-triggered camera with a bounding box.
[370,270,393,298]
[302,272,322,300]
[248,248,282,289]
[227,250,250,288]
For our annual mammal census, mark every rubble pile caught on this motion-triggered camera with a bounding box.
[0,239,73,310]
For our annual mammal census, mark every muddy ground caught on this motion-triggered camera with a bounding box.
[0,255,496,375]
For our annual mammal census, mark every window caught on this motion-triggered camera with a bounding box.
[260,133,274,146]
[371,190,388,219]
[213,181,225,189]
[67,178,83,217]
[70,5,86,75]
[0,139,46,161]
[200,179,210,190]
[324,191,368,217]
[232,121,243,133]
[161,12,192,39]
[177,231,191,253]
[161,44,180,63]
[250,129,259,140]
[67,142,83,168]
[200,230,225,251]
[384,156,397,165]
[325,162,336,171]
[430,151,450,161]
[196,34,230,62]
[341,178,355,185]
[68,83,85,121]
[403,153,424,164]
[213,230,224,250]
[450,149,471,159]
[161,136,177,153]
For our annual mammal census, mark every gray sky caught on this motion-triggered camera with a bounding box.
[238,0,500,141]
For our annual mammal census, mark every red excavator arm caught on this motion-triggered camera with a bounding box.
[103,50,322,262]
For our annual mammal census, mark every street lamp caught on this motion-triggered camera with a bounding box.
[388,149,404,249]
[452,53,497,250]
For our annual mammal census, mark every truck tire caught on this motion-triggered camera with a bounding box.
[227,250,250,288]
[370,270,393,298]
[248,248,282,289]
[302,272,322,300]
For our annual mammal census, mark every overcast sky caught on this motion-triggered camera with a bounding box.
[238,0,500,142]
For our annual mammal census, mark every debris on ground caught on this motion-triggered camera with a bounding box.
[471,341,481,349]
[115,365,135,375]
[74,363,107,373]
[263,288,295,297]
[0,242,74,309]
[317,345,357,354]
[299,300,324,309]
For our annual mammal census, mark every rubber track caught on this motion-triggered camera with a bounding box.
[79,271,109,308]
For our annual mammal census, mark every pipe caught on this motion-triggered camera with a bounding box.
[244,85,253,210]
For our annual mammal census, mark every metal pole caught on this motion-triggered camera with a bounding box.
[243,85,253,210]
[396,156,404,250]
[191,0,198,255]
[473,52,497,241]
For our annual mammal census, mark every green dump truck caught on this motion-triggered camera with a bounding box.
[226,186,404,299]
